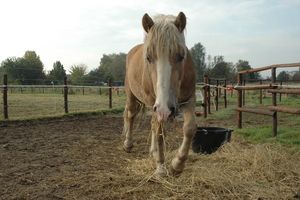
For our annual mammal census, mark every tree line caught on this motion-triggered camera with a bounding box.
[0,51,126,85]
[190,43,262,82]
[276,70,300,82]
[1,44,299,85]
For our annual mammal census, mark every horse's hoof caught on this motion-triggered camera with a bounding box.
[123,144,133,152]
[168,165,183,176]
[154,167,167,180]
[154,173,167,180]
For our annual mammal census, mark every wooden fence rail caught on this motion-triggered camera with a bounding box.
[236,63,300,136]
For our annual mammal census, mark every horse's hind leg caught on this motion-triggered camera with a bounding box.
[123,97,140,152]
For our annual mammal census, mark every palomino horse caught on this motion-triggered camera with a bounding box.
[123,12,197,177]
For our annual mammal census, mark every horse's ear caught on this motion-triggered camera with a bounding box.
[142,13,154,33]
[174,12,186,33]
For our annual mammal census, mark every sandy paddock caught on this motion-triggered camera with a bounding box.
[1,114,299,199]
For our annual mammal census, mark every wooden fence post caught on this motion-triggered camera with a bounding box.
[237,74,243,129]
[259,80,262,104]
[64,77,68,113]
[207,77,211,114]
[271,67,277,136]
[3,74,8,119]
[224,80,227,108]
[231,82,233,97]
[243,79,246,106]
[108,79,112,109]
[203,75,208,118]
[216,79,219,111]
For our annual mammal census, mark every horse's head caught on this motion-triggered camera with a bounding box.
[142,12,187,123]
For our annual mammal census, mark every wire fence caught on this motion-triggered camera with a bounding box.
[1,80,126,120]
[2,74,299,121]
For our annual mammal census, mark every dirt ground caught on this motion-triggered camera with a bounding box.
[0,113,299,199]
[0,113,225,199]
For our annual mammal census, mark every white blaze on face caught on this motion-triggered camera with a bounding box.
[154,56,172,123]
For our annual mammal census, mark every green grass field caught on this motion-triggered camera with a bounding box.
[1,86,127,120]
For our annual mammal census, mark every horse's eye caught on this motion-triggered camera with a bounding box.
[178,54,185,62]
[146,55,152,63]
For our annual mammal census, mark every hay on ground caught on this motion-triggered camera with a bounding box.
[128,136,300,199]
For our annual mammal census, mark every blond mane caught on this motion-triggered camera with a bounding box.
[143,14,186,59]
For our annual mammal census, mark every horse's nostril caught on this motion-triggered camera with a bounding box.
[153,106,157,112]
[169,107,178,117]
[170,107,175,113]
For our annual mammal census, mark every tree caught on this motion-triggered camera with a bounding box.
[88,68,98,77]
[227,62,237,81]
[0,51,45,84]
[1,57,23,84]
[190,43,206,82]
[214,62,230,78]
[97,53,126,83]
[277,71,289,81]
[48,61,66,84]
[109,53,126,83]
[22,51,46,84]
[292,68,300,81]
[236,60,251,74]
[69,63,88,84]
[204,55,225,78]
[235,59,261,81]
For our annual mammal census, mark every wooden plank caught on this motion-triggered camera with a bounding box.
[238,66,273,74]
[238,63,300,74]
[235,84,278,90]
[269,106,300,114]
[267,89,300,94]
[209,78,226,81]
[235,107,275,116]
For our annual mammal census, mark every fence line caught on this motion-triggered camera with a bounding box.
[200,76,229,118]
[235,63,300,136]
[1,75,125,119]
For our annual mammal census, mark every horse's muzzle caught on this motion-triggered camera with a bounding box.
[154,105,178,123]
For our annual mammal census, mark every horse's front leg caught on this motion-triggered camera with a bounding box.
[150,115,167,178]
[123,99,140,152]
[123,105,135,152]
[169,103,197,175]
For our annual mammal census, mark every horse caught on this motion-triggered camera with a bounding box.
[123,12,197,177]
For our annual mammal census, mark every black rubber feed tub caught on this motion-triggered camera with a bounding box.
[192,127,233,154]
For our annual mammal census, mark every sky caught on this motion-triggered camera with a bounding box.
[1,0,300,78]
